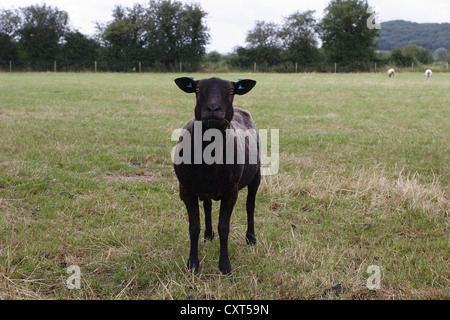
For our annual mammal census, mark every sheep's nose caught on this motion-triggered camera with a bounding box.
[206,104,221,112]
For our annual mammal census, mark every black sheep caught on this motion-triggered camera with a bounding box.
[173,77,260,274]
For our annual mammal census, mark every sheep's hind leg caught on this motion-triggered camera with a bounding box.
[245,172,260,246]
[203,199,214,241]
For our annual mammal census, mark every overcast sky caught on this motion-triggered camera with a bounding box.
[1,0,449,53]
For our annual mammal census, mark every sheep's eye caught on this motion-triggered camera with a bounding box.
[195,88,200,93]
[230,88,235,95]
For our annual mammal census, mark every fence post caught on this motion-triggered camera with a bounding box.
[374,62,377,72]
[180,61,182,73]
[95,61,97,73]
[254,62,256,72]
[54,61,57,73]
[446,62,448,72]
[334,63,337,74]
[295,62,298,74]
[9,60,12,72]
[139,61,142,73]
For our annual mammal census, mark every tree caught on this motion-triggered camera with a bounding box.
[0,9,21,37]
[18,4,69,70]
[402,45,433,65]
[246,21,280,49]
[319,0,379,70]
[177,2,210,70]
[61,31,99,71]
[145,0,209,70]
[279,10,320,66]
[97,0,209,71]
[146,0,183,68]
[432,48,448,62]
[97,4,147,71]
[389,47,412,67]
[0,9,21,68]
[204,51,222,63]
[244,21,282,65]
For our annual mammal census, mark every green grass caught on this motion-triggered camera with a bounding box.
[0,72,448,299]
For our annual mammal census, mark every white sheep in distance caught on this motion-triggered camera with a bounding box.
[425,69,432,79]
[387,68,395,77]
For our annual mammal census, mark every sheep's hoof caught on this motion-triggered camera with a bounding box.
[187,258,199,274]
[219,259,231,275]
[219,265,231,276]
[204,231,215,242]
[246,233,257,246]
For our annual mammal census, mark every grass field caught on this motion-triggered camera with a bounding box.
[0,72,448,300]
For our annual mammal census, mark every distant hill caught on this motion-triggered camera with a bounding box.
[377,20,450,51]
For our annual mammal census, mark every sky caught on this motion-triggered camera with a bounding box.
[1,0,449,53]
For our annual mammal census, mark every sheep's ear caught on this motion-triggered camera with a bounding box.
[175,77,197,93]
[233,79,256,95]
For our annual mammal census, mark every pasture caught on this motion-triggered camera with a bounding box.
[0,72,448,299]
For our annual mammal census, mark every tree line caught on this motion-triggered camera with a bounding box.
[0,1,208,72]
[220,1,448,72]
[226,0,380,73]
[0,0,448,73]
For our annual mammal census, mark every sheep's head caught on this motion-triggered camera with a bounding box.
[175,77,256,130]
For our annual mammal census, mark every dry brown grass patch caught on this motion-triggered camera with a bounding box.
[261,164,448,216]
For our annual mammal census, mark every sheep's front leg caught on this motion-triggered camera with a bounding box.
[218,190,238,275]
[183,195,200,273]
